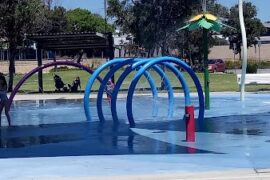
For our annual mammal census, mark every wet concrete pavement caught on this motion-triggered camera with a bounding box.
[1,92,270,179]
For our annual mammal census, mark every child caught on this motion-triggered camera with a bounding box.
[105,79,115,103]
[68,76,81,92]
[54,74,65,91]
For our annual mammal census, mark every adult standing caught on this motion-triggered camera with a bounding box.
[0,73,11,126]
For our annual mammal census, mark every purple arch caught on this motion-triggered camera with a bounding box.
[7,61,100,112]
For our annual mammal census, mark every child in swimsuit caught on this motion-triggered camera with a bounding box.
[105,79,115,103]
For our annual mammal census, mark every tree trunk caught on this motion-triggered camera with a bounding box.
[239,49,242,61]
[147,49,151,58]
[8,43,16,92]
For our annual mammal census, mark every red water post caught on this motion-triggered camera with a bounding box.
[185,105,195,142]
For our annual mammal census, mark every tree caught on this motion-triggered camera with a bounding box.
[222,2,266,59]
[174,0,229,66]
[108,0,201,56]
[108,0,230,58]
[0,0,47,91]
[46,6,68,33]
[66,8,114,33]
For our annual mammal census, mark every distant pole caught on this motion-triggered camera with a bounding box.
[36,44,43,93]
[239,0,248,101]
[202,0,206,12]
[104,0,107,33]
[258,41,261,67]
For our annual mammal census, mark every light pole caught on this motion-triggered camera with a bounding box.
[258,40,261,67]
[104,0,107,33]
[202,0,206,12]
[239,0,248,101]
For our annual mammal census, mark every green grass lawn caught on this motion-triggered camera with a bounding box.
[13,68,270,93]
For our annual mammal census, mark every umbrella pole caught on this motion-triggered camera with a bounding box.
[203,28,210,109]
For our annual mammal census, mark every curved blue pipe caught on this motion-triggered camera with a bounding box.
[84,58,131,121]
[84,58,160,122]
[121,59,188,126]
[96,59,158,123]
[127,57,204,127]
[110,61,174,123]
[163,62,190,105]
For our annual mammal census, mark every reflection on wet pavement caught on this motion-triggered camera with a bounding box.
[0,120,217,158]
[1,94,270,160]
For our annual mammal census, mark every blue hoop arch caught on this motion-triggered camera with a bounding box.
[84,58,161,121]
[83,57,197,126]
[109,59,190,123]
[126,56,204,127]
[96,59,174,123]
[7,61,98,111]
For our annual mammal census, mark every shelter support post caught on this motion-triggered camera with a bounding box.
[37,44,43,93]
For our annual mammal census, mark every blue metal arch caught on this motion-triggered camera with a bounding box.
[111,59,191,126]
[127,57,204,127]
[109,59,174,123]
[111,58,190,126]
[84,58,159,121]
[162,62,190,105]
[96,59,171,123]
[110,59,192,123]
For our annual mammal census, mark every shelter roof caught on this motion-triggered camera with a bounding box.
[26,32,110,50]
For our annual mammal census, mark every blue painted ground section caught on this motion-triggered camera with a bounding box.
[1,92,270,179]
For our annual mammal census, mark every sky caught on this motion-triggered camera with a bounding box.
[58,0,269,22]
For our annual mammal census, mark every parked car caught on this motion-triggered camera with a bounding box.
[208,59,225,73]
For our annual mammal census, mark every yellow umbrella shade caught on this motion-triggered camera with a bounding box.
[189,13,218,22]
[177,14,234,32]
[177,19,221,32]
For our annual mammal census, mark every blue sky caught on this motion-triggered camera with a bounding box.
[217,0,269,22]
[59,0,269,22]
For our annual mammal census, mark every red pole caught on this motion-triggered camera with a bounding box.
[185,105,195,142]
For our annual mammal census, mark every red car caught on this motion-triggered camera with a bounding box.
[208,59,225,73]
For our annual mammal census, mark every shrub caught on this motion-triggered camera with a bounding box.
[49,66,70,72]
[246,63,258,73]
[259,61,270,69]
[225,61,241,69]
[224,60,270,70]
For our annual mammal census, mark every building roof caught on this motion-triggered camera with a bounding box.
[26,32,110,50]
[263,23,270,28]
[259,36,270,43]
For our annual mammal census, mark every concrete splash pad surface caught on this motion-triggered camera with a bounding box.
[1,92,270,179]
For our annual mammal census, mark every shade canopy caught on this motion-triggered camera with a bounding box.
[177,13,233,32]
[26,32,110,50]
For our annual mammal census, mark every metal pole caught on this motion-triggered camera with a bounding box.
[239,0,248,101]
[104,0,107,33]
[203,29,210,109]
[258,41,261,68]
[37,44,43,93]
[202,0,206,12]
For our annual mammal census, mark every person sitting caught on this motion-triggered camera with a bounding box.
[68,76,81,92]
[54,74,66,92]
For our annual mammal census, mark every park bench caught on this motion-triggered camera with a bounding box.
[237,73,270,85]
